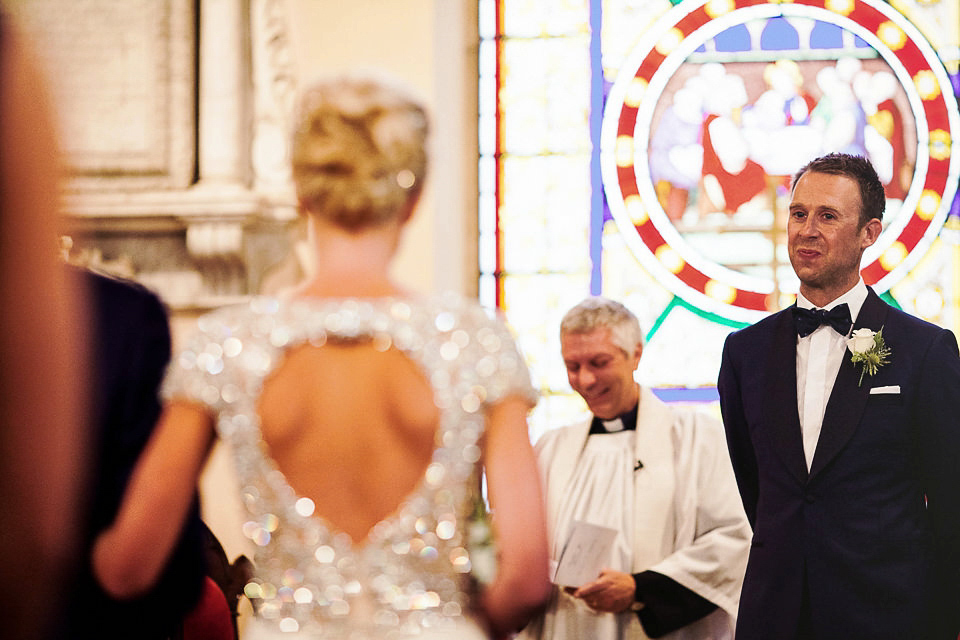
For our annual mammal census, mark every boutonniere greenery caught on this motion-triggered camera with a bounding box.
[846,327,891,387]
[467,494,497,586]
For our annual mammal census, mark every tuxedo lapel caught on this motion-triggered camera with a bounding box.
[764,308,809,485]
[809,289,890,480]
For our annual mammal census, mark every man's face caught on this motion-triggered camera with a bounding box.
[561,327,641,421]
[788,171,881,305]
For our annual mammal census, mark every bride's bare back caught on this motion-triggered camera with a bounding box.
[257,341,440,544]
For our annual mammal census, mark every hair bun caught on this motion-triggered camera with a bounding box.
[292,76,429,230]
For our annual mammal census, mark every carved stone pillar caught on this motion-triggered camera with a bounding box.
[198,0,249,187]
[13,0,299,310]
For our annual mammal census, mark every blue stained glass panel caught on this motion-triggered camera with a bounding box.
[760,17,799,50]
[715,24,752,52]
[810,21,844,49]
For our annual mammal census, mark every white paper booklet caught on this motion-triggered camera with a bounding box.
[552,520,619,587]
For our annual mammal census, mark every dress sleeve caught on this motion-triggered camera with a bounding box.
[474,309,539,409]
[160,309,234,415]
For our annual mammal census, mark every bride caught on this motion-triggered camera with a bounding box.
[93,75,550,639]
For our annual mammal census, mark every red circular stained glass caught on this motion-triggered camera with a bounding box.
[600,0,959,322]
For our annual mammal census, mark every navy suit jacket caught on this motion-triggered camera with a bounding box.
[718,287,960,640]
[64,267,205,640]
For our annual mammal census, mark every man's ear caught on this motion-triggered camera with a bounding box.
[861,217,882,249]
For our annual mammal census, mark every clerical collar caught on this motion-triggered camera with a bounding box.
[588,403,639,435]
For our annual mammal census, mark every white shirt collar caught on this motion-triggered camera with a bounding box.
[796,278,868,323]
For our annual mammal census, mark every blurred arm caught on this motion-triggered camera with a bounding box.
[480,396,551,637]
[93,402,216,598]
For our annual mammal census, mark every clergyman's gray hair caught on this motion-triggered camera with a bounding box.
[560,296,643,355]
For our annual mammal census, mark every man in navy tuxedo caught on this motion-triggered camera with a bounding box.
[718,153,960,639]
[63,266,206,639]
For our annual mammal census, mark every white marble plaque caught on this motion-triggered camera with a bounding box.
[9,0,195,187]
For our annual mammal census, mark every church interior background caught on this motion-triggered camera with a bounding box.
[7,0,958,629]
[480,0,959,443]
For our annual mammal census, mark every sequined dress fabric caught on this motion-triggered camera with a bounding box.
[163,294,537,639]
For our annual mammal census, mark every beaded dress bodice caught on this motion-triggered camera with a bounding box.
[163,294,536,638]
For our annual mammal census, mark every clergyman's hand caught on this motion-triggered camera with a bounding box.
[569,569,638,613]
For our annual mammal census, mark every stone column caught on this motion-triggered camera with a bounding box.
[198,0,249,187]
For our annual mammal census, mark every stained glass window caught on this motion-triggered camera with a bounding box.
[479,0,960,442]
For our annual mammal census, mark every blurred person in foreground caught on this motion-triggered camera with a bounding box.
[718,153,960,639]
[92,74,550,639]
[0,10,89,640]
[519,297,750,640]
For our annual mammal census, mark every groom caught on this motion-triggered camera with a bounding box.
[718,153,960,639]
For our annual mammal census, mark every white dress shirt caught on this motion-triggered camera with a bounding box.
[795,280,867,470]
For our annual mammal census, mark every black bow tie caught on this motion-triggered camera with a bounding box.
[792,303,852,338]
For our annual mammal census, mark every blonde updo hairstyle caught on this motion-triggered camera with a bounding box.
[292,76,429,231]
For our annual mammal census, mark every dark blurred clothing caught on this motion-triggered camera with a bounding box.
[62,266,205,640]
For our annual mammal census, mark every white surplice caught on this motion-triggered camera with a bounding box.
[518,387,751,640]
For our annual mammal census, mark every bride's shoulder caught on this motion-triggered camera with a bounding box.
[422,291,511,327]
[171,297,288,365]
[180,293,515,345]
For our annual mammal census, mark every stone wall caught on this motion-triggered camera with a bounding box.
[9,0,302,312]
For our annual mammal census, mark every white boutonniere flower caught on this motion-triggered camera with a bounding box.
[847,327,891,386]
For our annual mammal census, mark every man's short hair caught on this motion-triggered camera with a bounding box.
[560,296,643,355]
[791,152,886,226]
